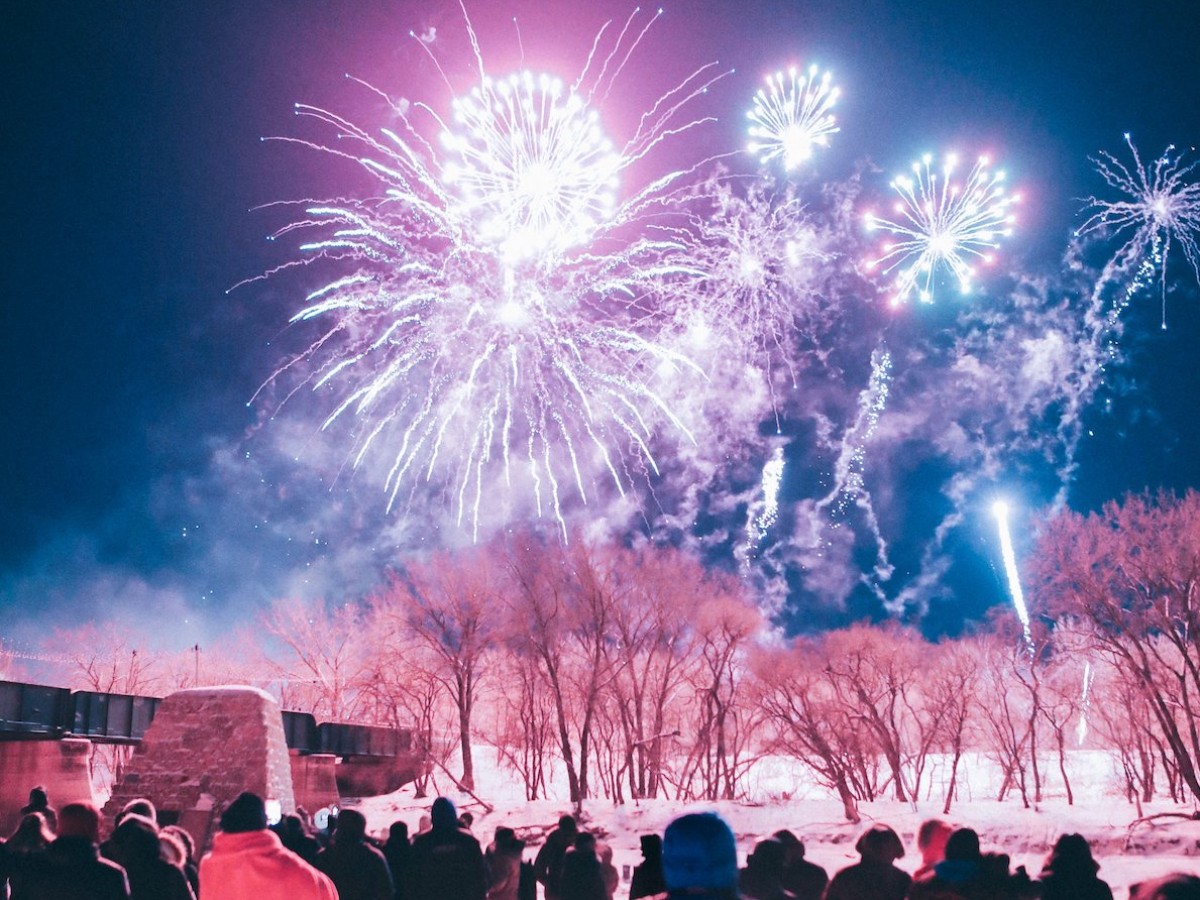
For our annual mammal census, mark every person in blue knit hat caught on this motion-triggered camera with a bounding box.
[662,812,741,898]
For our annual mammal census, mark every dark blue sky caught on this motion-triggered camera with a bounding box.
[4,0,1200,645]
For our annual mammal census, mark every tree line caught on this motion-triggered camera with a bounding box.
[23,491,1200,821]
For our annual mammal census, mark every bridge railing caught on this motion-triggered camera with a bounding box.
[0,681,408,758]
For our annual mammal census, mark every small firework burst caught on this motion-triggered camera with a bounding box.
[746,64,839,171]
[865,152,1018,305]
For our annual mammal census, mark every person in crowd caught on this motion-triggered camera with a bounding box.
[485,827,523,900]
[199,792,337,900]
[409,796,488,900]
[535,814,579,900]
[107,814,193,900]
[384,820,412,900]
[161,825,199,897]
[771,830,826,900]
[913,821,953,883]
[598,843,619,900]
[100,799,157,863]
[629,834,667,900]
[661,811,739,900]
[20,787,58,834]
[278,813,322,867]
[739,838,794,900]
[17,801,130,900]
[824,824,910,900]
[907,827,1035,900]
[559,832,607,900]
[1038,833,1112,900]
[317,807,394,900]
[460,812,476,831]
[6,812,55,900]
[1130,873,1200,899]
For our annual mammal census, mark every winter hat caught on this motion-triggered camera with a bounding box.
[220,792,269,833]
[430,796,458,831]
[856,824,905,861]
[662,812,739,892]
[336,808,368,841]
[944,828,982,862]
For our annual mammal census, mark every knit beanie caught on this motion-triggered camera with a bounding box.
[431,796,458,830]
[662,812,738,892]
[220,792,269,833]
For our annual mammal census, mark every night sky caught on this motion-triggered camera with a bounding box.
[5,0,1200,648]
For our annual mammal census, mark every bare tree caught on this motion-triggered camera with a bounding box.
[377,546,499,790]
[259,597,365,720]
[1031,491,1200,803]
[754,639,863,822]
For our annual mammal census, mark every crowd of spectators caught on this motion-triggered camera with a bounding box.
[1,785,1196,899]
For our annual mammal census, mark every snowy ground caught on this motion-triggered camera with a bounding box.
[351,746,1200,897]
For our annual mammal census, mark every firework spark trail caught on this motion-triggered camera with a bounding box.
[865,152,1018,305]
[1079,133,1200,328]
[673,175,834,426]
[747,64,839,171]
[746,446,786,549]
[244,10,727,539]
[993,499,1033,649]
[812,346,894,588]
[1076,660,1094,745]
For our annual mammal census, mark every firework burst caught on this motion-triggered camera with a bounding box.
[746,64,840,171]
[246,9,727,537]
[1078,133,1200,325]
[865,152,1018,305]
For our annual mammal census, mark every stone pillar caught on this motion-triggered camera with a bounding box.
[0,738,94,834]
[289,750,339,814]
[103,686,295,833]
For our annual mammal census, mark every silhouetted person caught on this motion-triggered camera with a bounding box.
[535,815,578,900]
[409,797,487,900]
[199,792,336,900]
[161,825,199,898]
[560,833,607,900]
[1038,833,1112,900]
[824,824,910,900]
[486,827,524,900]
[629,834,666,900]
[279,814,322,867]
[739,838,794,900]
[908,827,1035,900]
[20,788,57,834]
[385,820,413,900]
[6,813,55,900]
[913,820,953,883]
[108,814,193,900]
[317,807,394,900]
[1130,873,1200,900]
[19,801,130,900]
[771,830,825,900]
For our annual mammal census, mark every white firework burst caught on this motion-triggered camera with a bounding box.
[865,152,1018,305]
[245,10,727,538]
[1078,133,1200,324]
[747,64,840,171]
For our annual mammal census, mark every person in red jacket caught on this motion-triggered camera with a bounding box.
[199,792,337,900]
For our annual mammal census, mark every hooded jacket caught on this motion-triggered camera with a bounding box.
[199,829,338,900]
